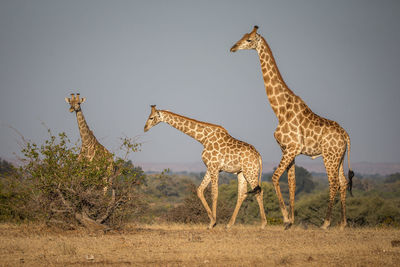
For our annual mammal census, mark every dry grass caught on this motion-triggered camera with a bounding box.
[0,223,399,266]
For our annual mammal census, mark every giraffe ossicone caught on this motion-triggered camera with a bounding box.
[231,26,354,230]
[144,105,267,229]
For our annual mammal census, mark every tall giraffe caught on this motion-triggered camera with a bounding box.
[144,105,267,229]
[65,93,114,190]
[230,26,354,229]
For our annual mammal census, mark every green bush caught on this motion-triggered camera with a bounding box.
[294,189,400,227]
[1,130,146,230]
[0,166,36,222]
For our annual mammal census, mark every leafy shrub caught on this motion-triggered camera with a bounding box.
[1,130,145,230]
[0,165,37,222]
[295,190,400,227]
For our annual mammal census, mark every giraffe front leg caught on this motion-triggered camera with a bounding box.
[287,160,296,227]
[196,170,214,228]
[272,153,296,229]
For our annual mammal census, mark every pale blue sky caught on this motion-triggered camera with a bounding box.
[1,0,399,165]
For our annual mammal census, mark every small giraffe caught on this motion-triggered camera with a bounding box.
[65,93,114,190]
[144,105,267,229]
[231,26,354,229]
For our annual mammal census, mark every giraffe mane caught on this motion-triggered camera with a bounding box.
[161,110,227,132]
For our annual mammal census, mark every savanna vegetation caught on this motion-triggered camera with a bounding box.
[1,130,400,229]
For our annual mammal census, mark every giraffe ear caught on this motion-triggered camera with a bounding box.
[65,97,70,104]
[80,97,86,104]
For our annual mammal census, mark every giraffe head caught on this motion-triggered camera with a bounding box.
[144,105,162,132]
[230,25,260,52]
[65,93,86,113]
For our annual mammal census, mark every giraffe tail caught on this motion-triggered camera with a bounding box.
[345,131,354,196]
[247,154,263,195]
[258,155,263,187]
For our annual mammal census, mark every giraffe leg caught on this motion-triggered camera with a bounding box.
[255,189,267,229]
[321,156,341,230]
[210,169,219,229]
[287,160,296,226]
[196,170,214,228]
[244,168,268,229]
[226,172,247,229]
[338,162,348,230]
[272,153,297,228]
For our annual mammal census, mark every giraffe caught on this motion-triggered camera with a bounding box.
[65,93,114,191]
[144,105,267,229]
[230,26,354,229]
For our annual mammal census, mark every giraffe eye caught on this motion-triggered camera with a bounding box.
[246,39,252,42]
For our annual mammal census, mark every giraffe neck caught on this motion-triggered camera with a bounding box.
[75,110,97,148]
[160,110,224,146]
[256,35,298,119]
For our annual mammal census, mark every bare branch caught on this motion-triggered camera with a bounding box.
[50,208,70,213]
[56,188,74,212]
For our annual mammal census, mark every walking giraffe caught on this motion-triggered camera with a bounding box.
[230,26,354,229]
[144,105,267,229]
[65,93,114,191]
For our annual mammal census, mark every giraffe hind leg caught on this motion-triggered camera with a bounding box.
[226,172,247,229]
[244,169,267,229]
[338,161,348,229]
[210,170,219,229]
[255,189,267,229]
[287,160,296,228]
[321,155,341,230]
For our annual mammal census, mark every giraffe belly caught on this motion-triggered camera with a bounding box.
[220,154,242,173]
[221,164,241,174]
[301,137,322,157]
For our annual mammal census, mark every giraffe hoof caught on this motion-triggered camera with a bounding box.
[207,222,217,229]
[284,222,292,230]
[320,222,330,230]
[261,221,267,229]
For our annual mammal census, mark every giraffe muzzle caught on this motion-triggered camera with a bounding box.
[230,44,238,52]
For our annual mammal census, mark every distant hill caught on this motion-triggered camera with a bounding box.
[138,161,400,176]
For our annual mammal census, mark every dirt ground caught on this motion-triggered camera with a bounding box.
[0,223,399,266]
